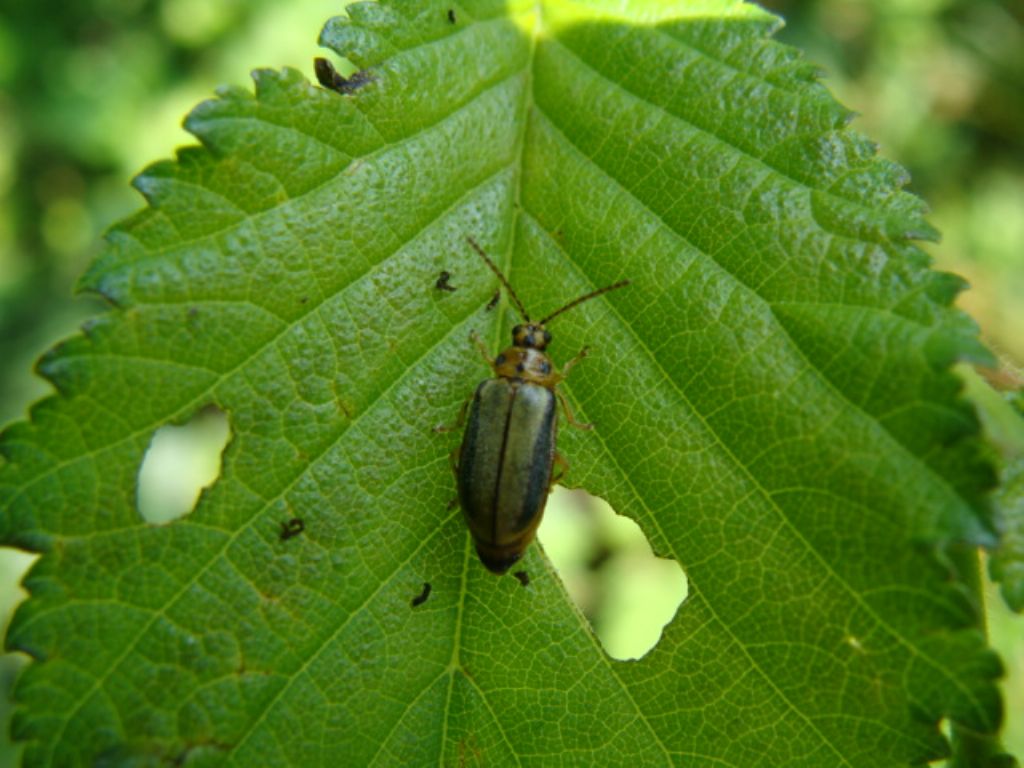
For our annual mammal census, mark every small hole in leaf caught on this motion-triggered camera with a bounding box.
[539,487,687,660]
[928,719,953,767]
[137,406,230,524]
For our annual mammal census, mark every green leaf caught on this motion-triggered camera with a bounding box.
[994,456,1024,610]
[977,383,1024,612]
[0,0,1008,765]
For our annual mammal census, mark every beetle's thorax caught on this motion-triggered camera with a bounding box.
[492,347,557,387]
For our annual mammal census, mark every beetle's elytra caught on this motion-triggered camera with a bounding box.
[450,237,629,574]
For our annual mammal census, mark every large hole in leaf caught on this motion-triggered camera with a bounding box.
[539,488,687,660]
[136,406,230,524]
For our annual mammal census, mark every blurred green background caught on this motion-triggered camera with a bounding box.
[0,0,1020,764]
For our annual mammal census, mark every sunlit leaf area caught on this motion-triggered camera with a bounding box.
[0,0,1021,765]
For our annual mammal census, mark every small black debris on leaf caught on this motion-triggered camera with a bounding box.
[435,270,457,292]
[485,290,500,311]
[411,582,432,607]
[279,518,305,541]
[513,570,530,587]
[447,9,456,23]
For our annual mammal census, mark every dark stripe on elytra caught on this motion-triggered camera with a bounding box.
[517,390,555,532]
[491,384,517,545]
[457,381,487,516]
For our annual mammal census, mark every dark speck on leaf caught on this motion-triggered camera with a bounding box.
[411,582,432,607]
[513,570,530,587]
[486,290,500,311]
[448,9,456,23]
[435,270,457,292]
[279,518,305,541]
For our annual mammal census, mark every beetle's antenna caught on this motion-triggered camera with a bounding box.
[466,236,530,321]
[539,279,630,326]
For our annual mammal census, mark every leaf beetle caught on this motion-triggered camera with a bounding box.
[445,237,629,574]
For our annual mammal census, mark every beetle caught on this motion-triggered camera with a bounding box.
[447,236,629,574]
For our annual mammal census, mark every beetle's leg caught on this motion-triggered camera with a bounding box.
[551,451,570,486]
[469,331,494,367]
[433,394,471,434]
[556,390,593,431]
[559,346,591,381]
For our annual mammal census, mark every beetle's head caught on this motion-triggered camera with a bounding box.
[512,323,551,350]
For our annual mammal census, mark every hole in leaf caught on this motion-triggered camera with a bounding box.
[539,487,687,660]
[136,406,230,524]
[929,719,952,767]
[0,547,38,733]
[0,548,36,635]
